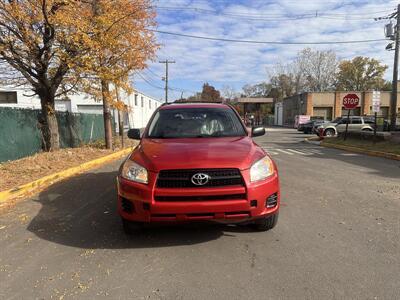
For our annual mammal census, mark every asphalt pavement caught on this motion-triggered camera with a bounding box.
[1,128,399,300]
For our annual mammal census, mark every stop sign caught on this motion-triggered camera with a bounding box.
[343,94,360,110]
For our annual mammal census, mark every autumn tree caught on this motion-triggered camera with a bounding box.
[335,56,388,91]
[201,83,221,102]
[69,0,157,149]
[0,0,89,150]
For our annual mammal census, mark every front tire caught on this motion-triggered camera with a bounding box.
[324,128,335,137]
[252,213,279,231]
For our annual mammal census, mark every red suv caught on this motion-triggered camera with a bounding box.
[117,103,280,233]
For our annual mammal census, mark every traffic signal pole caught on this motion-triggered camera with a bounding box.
[390,4,400,131]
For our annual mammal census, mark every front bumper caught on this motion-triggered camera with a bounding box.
[117,170,280,223]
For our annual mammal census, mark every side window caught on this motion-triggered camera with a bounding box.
[351,118,362,124]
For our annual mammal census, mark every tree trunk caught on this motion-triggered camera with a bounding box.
[39,94,60,151]
[101,80,113,149]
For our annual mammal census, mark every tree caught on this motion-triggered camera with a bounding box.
[221,85,239,101]
[241,82,271,98]
[201,83,221,102]
[70,0,157,149]
[382,81,392,91]
[267,48,338,100]
[335,56,388,91]
[0,1,88,150]
[297,48,338,92]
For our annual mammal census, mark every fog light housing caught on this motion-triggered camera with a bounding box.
[266,193,278,208]
[121,197,135,213]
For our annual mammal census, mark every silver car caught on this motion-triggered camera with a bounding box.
[317,116,374,137]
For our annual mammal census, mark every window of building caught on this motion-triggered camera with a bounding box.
[134,94,138,106]
[141,96,144,107]
[0,91,17,104]
[149,100,152,109]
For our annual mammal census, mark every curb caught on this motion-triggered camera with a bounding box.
[304,137,321,145]
[321,142,400,161]
[0,147,133,204]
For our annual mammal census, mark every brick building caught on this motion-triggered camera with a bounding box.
[282,91,400,126]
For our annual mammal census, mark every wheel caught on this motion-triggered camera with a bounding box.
[251,213,279,232]
[121,218,143,235]
[324,128,335,137]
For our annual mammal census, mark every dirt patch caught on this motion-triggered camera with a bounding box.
[0,138,137,191]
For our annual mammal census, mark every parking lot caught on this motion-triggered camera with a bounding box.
[1,128,399,299]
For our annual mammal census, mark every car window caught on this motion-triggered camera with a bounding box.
[351,118,362,124]
[147,107,247,138]
[332,117,342,123]
[364,118,375,124]
[337,118,349,125]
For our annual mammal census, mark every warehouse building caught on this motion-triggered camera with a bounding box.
[282,91,400,126]
[0,85,161,129]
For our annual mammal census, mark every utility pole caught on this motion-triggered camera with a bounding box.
[390,4,400,131]
[159,60,175,103]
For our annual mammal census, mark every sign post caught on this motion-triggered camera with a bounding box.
[372,91,381,144]
[342,94,360,141]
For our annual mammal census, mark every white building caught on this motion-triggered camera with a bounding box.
[0,86,162,129]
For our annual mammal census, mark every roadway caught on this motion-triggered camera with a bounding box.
[1,128,399,299]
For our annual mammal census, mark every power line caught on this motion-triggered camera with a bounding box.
[151,29,387,45]
[134,72,164,90]
[155,6,395,21]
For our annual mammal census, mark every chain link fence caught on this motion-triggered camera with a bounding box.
[0,107,108,162]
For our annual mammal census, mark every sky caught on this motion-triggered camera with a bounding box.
[133,0,398,102]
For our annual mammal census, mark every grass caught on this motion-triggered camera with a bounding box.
[322,137,400,155]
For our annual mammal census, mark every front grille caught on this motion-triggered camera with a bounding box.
[157,169,244,188]
[154,193,246,202]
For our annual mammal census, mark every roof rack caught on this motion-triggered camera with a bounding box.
[172,100,225,104]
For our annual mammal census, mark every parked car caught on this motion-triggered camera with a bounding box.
[117,102,280,233]
[317,116,374,137]
[302,119,328,134]
[294,115,310,129]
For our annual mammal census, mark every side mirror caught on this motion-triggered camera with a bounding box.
[127,128,141,140]
[251,126,265,137]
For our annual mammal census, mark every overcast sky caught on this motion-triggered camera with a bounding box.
[134,0,398,101]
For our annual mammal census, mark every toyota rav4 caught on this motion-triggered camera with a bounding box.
[117,102,280,233]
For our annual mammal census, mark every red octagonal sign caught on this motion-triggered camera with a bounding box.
[343,94,360,110]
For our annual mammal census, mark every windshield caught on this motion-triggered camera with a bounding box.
[147,107,246,138]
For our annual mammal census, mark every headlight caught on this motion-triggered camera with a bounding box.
[121,160,148,184]
[250,156,275,182]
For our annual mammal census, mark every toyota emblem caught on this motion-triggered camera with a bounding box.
[191,173,210,186]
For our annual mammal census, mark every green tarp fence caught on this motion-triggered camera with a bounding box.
[0,107,107,163]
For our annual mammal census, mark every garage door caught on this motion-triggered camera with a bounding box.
[313,107,333,120]
[77,105,103,115]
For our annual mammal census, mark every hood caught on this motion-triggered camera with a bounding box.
[130,136,266,172]
[320,122,337,128]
